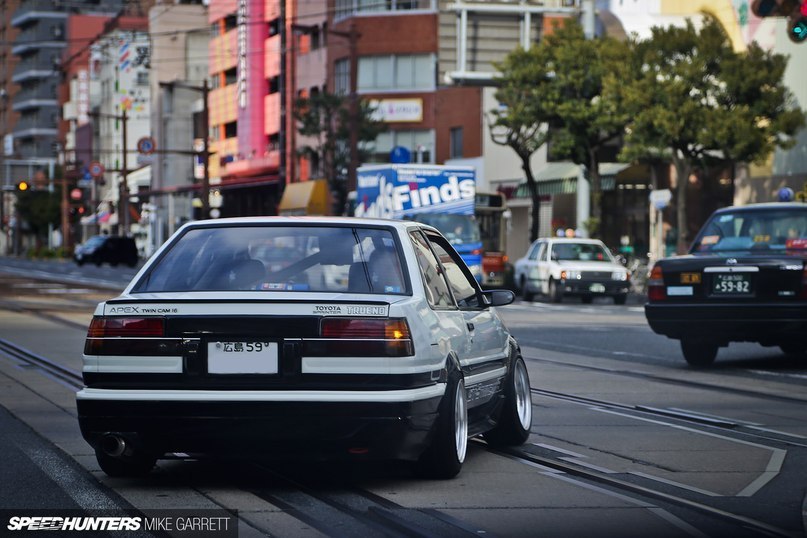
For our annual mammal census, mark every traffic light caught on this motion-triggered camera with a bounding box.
[16,180,30,192]
[751,0,807,43]
[789,2,807,43]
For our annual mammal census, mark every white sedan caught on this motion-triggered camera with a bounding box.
[76,216,532,479]
[514,237,630,304]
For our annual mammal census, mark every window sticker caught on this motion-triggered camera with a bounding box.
[700,235,719,245]
[753,234,771,243]
[718,215,733,223]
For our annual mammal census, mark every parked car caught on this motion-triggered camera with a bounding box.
[513,237,630,304]
[73,235,138,268]
[645,202,807,367]
[76,217,531,479]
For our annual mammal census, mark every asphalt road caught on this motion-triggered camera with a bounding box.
[0,256,806,537]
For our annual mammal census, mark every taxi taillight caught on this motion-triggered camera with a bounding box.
[316,318,413,356]
[647,265,666,301]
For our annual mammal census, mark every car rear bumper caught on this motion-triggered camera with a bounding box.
[645,302,807,343]
[76,386,445,461]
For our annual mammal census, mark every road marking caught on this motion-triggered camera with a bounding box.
[748,369,807,381]
[737,449,786,497]
[594,408,787,498]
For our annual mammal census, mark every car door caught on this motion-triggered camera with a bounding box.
[423,231,509,393]
[408,229,470,359]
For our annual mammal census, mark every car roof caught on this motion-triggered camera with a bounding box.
[536,237,606,244]
[712,202,807,213]
[177,216,436,234]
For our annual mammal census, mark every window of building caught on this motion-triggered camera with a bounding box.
[365,129,434,164]
[223,15,237,32]
[449,127,463,159]
[334,58,350,95]
[224,121,237,139]
[224,67,237,85]
[358,54,434,92]
[136,71,148,86]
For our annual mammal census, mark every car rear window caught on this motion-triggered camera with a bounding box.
[132,225,409,294]
[692,208,807,253]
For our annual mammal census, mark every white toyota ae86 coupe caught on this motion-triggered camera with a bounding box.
[77,217,532,479]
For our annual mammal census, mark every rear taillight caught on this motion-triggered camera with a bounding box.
[312,318,413,357]
[87,317,165,337]
[647,265,666,301]
[85,317,165,355]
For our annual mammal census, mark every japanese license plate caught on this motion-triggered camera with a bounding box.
[711,273,752,295]
[589,283,606,293]
[208,341,278,374]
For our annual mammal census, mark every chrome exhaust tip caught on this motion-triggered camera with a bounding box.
[100,434,127,457]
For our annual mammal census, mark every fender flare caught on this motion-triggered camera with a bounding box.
[438,352,463,383]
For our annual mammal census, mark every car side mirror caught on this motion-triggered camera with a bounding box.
[482,289,515,307]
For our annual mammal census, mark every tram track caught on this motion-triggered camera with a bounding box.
[0,275,804,537]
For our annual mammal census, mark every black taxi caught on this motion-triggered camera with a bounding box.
[645,202,807,366]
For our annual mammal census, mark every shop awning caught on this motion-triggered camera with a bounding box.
[510,162,631,198]
[278,179,330,216]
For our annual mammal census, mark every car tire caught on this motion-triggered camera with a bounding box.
[581,296,593,304]
[75,259,84,267]
[681,339,718,367]
[549,279,563,303]
[93,257,102,267]
[416,372,467,480]
[614,294,627,305]
[484,355,532,447]
[95,449,156,478]
[520,277,534,302]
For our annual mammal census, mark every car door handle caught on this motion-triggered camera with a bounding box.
[467,322,475,332]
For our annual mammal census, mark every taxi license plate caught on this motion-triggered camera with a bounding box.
[711,273,752,295]
[208,341,278,374]
[589,283,606,293]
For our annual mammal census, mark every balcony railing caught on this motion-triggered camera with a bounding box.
[334,0,437,21]
[13,86,58,111]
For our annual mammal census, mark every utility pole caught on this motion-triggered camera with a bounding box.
[279,0,287,190]
[330,21,360,194]
[120,110,129,235]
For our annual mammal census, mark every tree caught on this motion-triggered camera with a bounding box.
[490,20,631,241]
[489,45,553,242]
[15,188,61,250]
[705,41,805,188]
[541,21,632,235]
[619,14,804,253]
[294,91,386,215]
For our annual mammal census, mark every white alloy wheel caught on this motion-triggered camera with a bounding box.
[454,380,468,463]
[514,359,532,430]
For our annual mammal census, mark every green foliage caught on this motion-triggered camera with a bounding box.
[490,20,632,236]
[293,91,387,214]
[494,12,804,248]
[616,13,804,250]
[15,188,61,240]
